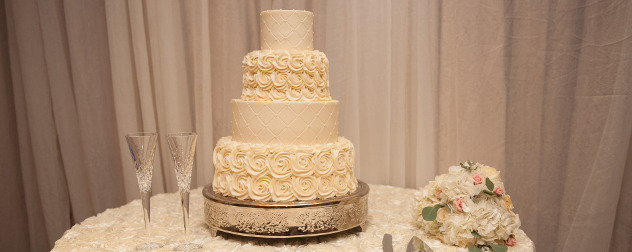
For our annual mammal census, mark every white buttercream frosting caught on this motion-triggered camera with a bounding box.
[260,10,313,51]
[212,137,357,202]
[231,100,339,145]
[242,50,330,102]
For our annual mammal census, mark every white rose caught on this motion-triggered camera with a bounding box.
[317,176,336,199]
[246,147,269,176]
[292,148,315,177]
[268,150,292,179]
[292,177,317,200]
[229,173,249,199]
[271,177,294,201]
[315,150,334,176]
[248,175,272,201]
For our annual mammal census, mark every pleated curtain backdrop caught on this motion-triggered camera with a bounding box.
[1,0,631,251]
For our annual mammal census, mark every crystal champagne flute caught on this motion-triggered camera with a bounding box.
[126,132,164,250]
[167,132,202,251]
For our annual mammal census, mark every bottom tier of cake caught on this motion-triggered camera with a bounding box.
[212,136,358,201]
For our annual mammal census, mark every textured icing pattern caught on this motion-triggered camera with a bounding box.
[242,50,330,101]
[260,10,313,50]
[212,137,357,202]
[232,100,338,145]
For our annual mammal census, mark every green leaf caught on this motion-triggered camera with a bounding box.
[468,245,483,252]
[485,177,494,191]
[421,204,444,221]
[471,231,481,238]
[490,244,508,252]
[483,190,495,195]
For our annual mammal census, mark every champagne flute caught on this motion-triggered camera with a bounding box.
[167,132,202,251]
[126,132,164,250]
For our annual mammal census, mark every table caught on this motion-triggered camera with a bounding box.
[52,184,534,251]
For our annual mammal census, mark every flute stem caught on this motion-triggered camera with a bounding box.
[181,190,190,244]
[140,190,151,246]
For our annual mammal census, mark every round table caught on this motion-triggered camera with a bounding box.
[52,184,534,251]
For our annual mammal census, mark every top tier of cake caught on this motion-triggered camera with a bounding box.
[261,10,313,50]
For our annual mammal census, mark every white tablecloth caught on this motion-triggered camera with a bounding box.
[52,184,533,251]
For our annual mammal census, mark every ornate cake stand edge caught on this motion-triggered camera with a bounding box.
[203,181,370,238]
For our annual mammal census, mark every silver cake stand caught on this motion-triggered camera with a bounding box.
[203,181,369,238]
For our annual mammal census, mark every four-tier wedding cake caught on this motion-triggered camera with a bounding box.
[211,10,358,202]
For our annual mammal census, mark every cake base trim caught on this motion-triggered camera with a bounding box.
[203,181,369,238]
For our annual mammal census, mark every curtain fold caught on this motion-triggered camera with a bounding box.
[2,0,631,251]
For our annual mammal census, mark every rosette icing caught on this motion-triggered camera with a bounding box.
[212,137,357,201]
[269,150,292,179]
[292,177,318,201]
[292,147,316,177]
[246,146,269,176]
[271,177,294,201]
[229,173,249,199]
[317,176,336,199]
[248,175,273,201]
[315,151,334,176]
[241,50,331,102]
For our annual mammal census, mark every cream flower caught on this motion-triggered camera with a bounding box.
[255,71,272,90]
[304,54,317,74]
[504,195,514,210]
[212,172,229,194]
[268,151,292,179]
[229,173,249,199]
[214,146,231,172]
[287,72,303,90]
[272,51,290,72]
[246,147,269,176]
[258,53,275,72]
[333,175,349,196]
[269,88,286,101]
[228,145,249,174]
[317,176,336,199]
[271,71,288,90]
[315,150,334,176]
[248,175,272,201]
[271,177,294,201]
[481,165,500,180]
[292,149,315,177]
[292,177,317,200]
[288,52,305,72]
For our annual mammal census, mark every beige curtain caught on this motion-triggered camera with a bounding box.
[2,0,631,251]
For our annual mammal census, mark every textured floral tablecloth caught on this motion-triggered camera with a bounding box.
[52,184,533,251]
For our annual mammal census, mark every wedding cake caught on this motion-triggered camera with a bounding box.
[211,10,358,202]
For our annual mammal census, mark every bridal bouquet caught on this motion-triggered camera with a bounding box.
[414,161,521,252]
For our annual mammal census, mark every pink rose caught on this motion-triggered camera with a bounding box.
[494,187,504,195]
[472,174,483,185]
[505,237,517,246]
[436,189,442,200]
[453,198,465,212]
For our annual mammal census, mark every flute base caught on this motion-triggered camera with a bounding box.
[173,243,202,251]
[134,242,163,251]
[203,181,369,238]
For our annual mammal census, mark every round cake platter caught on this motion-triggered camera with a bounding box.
[203,180,369,238]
